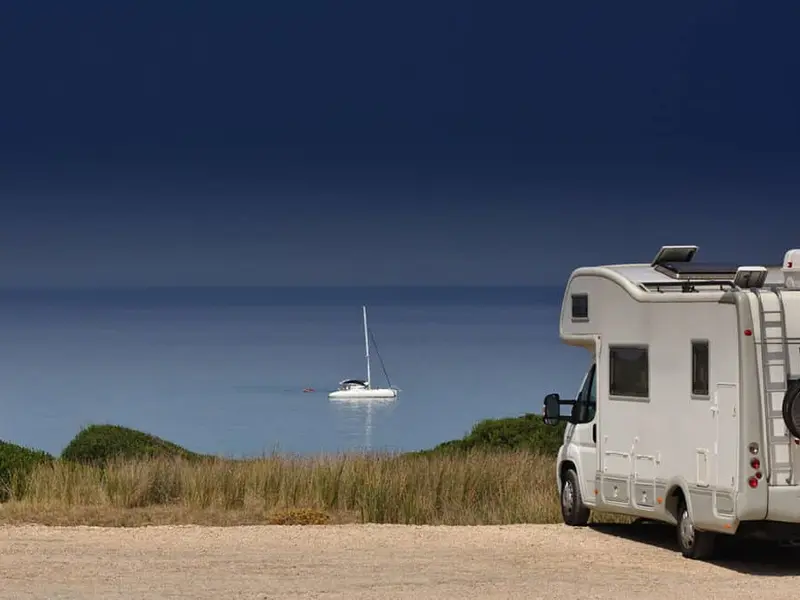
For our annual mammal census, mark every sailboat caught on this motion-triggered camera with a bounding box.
[328,305,399,401]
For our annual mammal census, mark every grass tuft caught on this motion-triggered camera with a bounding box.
[266,508,332,525]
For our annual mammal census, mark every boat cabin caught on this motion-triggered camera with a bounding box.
[337,379,369,391]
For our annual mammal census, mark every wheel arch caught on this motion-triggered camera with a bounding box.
[559,459,578,489]
[663,479,691,526]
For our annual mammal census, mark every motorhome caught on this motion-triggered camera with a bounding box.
[543,245,800,560]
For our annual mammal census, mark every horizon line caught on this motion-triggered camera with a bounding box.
[0,284,563,290]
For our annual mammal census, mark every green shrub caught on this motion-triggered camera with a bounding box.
[423,413,567,456]
[61,424,205,465]
[0,440,54,501]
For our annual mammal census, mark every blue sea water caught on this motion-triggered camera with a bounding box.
[0,286,591,457]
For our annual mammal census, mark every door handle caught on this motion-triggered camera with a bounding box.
[592,424,597,443]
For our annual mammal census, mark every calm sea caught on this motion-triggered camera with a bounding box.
[0,286,591,457]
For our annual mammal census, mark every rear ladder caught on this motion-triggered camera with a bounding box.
[753,288,794,485]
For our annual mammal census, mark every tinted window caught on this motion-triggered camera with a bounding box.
[571,294,588,319]
[609,346,649,398]
[587,365,597,420]
[692,340,709,396]
[572,364,597,422]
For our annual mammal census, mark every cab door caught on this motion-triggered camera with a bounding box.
[569,362,598,505]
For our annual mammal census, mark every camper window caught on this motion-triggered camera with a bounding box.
[691,340,710,397]
[571,294,589,321]
[609,346,649,399]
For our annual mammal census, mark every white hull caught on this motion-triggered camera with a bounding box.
[329,306,398,403]
[328,388,398,400]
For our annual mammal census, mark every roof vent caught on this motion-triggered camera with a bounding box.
[782,249,800,289]
[651,245,698,267]
[733,266,768,289]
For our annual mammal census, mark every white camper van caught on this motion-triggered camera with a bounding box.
[543,245,800,560]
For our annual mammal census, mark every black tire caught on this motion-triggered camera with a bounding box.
[782,380,800,439]
[560,468,590,526]
[676,499,716,560]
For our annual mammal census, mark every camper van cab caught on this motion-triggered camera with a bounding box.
[543,245,800,560]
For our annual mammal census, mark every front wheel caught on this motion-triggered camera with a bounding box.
[676,500,716,560]
[560,468,590,526]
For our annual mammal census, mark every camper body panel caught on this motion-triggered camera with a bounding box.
[724,291,769,523]
[596,298,741,533]
[748,288,800,523]
[558,268,753,534]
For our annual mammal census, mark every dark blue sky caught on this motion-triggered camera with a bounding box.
[0,1,798,286]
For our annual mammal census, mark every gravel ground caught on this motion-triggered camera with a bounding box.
[2,522,800,599]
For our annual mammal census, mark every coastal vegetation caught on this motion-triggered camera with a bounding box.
[0,418,626,527]
[421,412,567,456]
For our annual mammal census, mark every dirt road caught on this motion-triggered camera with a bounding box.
[2,522,799,599]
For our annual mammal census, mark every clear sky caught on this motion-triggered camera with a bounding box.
[0,0,798,286]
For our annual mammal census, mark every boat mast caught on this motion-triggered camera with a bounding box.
[362,305,371,388]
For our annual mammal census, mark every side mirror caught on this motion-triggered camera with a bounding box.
[543,393,563,425]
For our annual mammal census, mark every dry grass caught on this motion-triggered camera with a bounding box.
[0,450,630,527]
